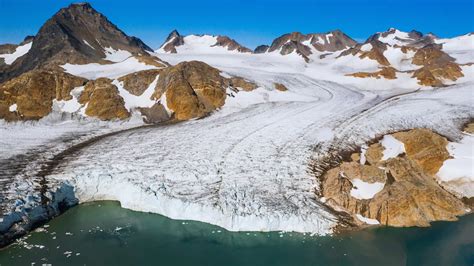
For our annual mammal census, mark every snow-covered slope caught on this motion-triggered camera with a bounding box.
[157,31,252,54]
[0,42,32,65]
[436,33,474,64]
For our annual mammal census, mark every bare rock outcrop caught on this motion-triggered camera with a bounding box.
[118,69,162,96]
[411,44,464,86]
[319,128,469,228]
[79,78,129,120]
[274,83,288,91]
[227,77,258,91]
[213,36,252,53]
[0,70,86,120]
[339,40,390,66]
[138,103,170,124]
[347,67,397,80]
[154,61,227,120]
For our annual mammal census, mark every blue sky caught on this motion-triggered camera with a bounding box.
[0,0,473,49]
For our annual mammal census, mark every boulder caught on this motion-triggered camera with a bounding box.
[227,77,258,91]
[154,61,226,120]
[138,103,170,124]
[274,83,288,91]
[79,78,129,120]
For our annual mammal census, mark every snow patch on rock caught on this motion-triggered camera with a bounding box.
[380,135,405,160]
[0,42,32,65]
[8,104,17,112]
[350,178,385,200]
[437,133,474,197]
[103,47,132,62]
[112,76,159,111]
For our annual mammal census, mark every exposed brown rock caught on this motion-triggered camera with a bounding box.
[319,129,469,228]
[464,122,474,134]
[154,61,226,120]
[135,55,168,68]
[411,44,464,86]
[392,129,449,175]
[160,30,184,53]
[138,103,170,124]
[412,62,464,86]
[79,78,129,120]
[274,83,288,91]
[338,40,390,66]
[364,143,383,165]
[118,69,162,96]
[0,70,86,120]
[347,67,397,80]
[227,77,258,91]
[213,36,252,53]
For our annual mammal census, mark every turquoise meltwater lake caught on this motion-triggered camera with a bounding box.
[0,201,472,266]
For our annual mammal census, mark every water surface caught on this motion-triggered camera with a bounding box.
[0,201,472,266]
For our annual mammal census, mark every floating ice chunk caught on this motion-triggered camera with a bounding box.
[380,135,405,160]
[350,178,385,199]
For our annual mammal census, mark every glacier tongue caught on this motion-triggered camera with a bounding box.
[1,69,473,238]
[48,73,365,234]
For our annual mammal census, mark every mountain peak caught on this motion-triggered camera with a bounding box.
[158,32,252,54]
[0,2,155,82]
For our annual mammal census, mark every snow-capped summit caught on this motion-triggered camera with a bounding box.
[0,2,160,83]
[157,31,252,54]
[261,30,357,61]
[367,28,435,47]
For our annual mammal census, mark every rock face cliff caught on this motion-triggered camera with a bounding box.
[0,70,87,120]
[319,129,471,228]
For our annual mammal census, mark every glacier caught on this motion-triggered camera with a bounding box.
[1,52,473,240]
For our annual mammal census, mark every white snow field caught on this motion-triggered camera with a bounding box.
[1,46,474,236]
[0,42,32,65]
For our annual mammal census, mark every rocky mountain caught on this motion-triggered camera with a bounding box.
[157,30,252,54]
[367,28,436,48]
[0,3,161,83]
[340,28,469,86]
[261,30,357,61]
